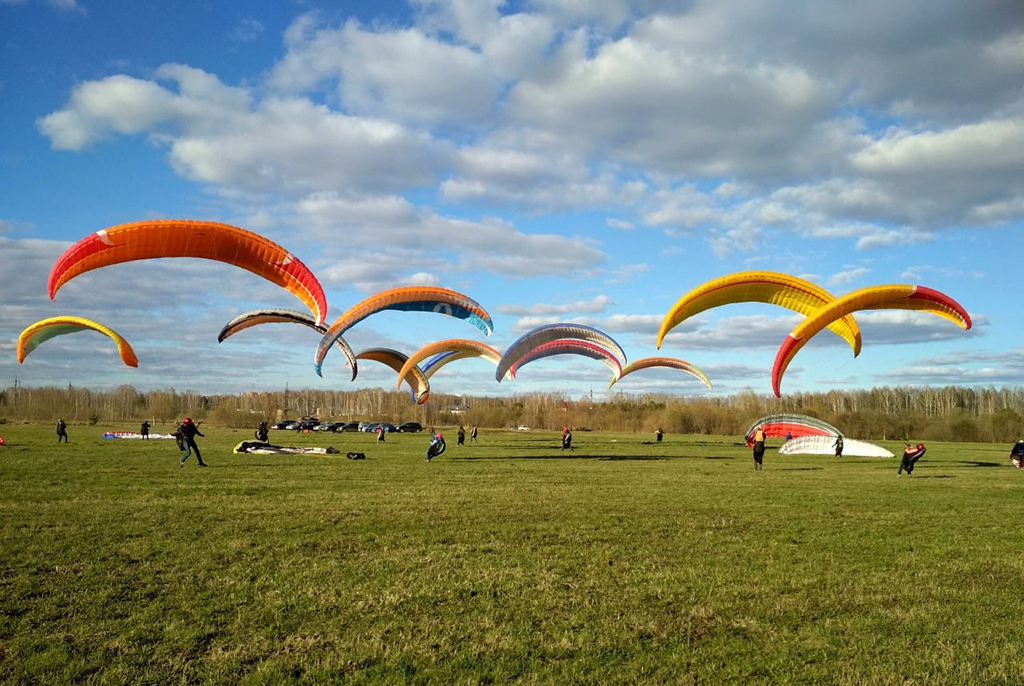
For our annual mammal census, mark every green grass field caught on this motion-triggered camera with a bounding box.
[1,423,1022,685]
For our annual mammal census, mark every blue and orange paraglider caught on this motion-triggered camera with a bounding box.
[315,287,493,377]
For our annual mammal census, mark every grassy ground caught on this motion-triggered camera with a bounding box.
[1,423,1022,685]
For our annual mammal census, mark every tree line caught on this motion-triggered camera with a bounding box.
[2,383,1023,444]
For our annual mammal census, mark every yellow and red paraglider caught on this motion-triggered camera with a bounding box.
[772,284,971,396]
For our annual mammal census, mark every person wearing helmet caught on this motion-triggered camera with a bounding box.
[898,443,926,476]
[177,417,207,468]
[426,429,446,462]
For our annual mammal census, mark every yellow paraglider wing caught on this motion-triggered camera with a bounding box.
[772,285,971,396]
[656,271,862,354]
[18,316,139,367]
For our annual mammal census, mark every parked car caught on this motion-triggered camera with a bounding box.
[338,422,362,433]
[517,425,530,431]
[397,422,423,433]
[273,420,299,430]
[378,423,398,433]
[360,423,381,433]
[296,417,320,431]
[315,422,344,432]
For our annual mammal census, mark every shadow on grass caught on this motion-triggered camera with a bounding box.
[450,453,695,461]
[777,467,824,471]
[953,460,1003,468]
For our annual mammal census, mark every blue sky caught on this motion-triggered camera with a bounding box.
[1,0,1021,401]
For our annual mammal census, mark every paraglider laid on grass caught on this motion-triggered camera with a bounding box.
[610,357,712,391]
[233,441,340,455]
[772,284,972,396]
[218,308,358,381]
[656,271,862,354]
[18,316,139,368]
[49,220,328,325]
[779,435,894,459]
[315,286,494,377]
[495,323,626,382]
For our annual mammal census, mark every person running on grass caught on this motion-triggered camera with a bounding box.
[178,417,207,468]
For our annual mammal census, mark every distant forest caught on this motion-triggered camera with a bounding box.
[4,383,1024,444]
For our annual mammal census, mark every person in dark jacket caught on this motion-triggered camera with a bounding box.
[898,443,926,476]
[178,417,207,468]
[56,418,68,443]
[457,426,466,446]
[1010,440,1024,469]
[426,430,445,462]
[140,421,150,440]
[833,435,844,457]
[255,421,269,442]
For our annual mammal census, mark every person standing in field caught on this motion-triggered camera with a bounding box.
[376,426,386,443]
[56,418,68,443]
[178,417,207,468]
[457,425,466,446]
[752,427,766,470]
[140,420,150,440]
[655,427,664,443]
[470,425,478,442]
[832,434,844,457]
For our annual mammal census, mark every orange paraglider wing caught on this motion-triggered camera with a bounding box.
[49,220,327,325]
[610,356,712,390]
[396,339,503,389]
[356,348,430,404]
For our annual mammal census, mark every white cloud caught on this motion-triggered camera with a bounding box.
[270,16,500,127]
[497,295,611,316]
[827,267,870,288]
